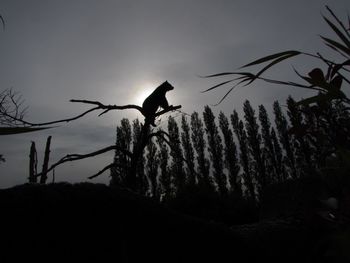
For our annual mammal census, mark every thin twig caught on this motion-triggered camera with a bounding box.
[88,163,115,179]
[36,145,132,178]
[154,105,182,117]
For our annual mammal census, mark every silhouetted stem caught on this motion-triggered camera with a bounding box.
[3,98,181,128]
[2,106,100,126]
[29,141,38,183]
[36,145,132,178]
[154,105,182,117]
[88,163,115,179]
[25,101,182,183]
[40,135,52,184]
[70,99,144,116]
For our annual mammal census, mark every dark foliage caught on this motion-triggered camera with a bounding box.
[203,106,226,195]
[244,100,267,195]
[168,116,185,194]
[274,101,298,179]
[181,115,196,186]
[146,137,159,198]
[190,111,211,189]
[259,105,280,184]
[219,111,241,196]
[231,110,256,201]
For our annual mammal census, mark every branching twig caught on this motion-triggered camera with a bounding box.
[70,99,144,116]
[148,130,170,146]
[88,163,115,179]
[3,101,143,127]
[0,89,27,127]
[11,97,182,180]
[3,97,181,129]
[3,106,101,127]
[155,105,182,117]
[36,145,132,178]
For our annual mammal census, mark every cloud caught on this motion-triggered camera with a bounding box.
[1,0,349,187]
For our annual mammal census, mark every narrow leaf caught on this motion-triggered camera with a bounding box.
[0,15,4,30]
[245,53,300,85]
[293,68,314,85]
[326,5,350,39]
[262,78,322,90]
[200,72,238,78]
[296,95,326,106]
[323,16,350,49]
[241,50,300,68]
[321,36,350,56]
[213,86,235,106]
[201,79,235,93]
[296,90,344,106]
[325,43,349,58]
[330,63,344,79]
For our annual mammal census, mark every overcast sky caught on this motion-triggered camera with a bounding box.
[0,0,349,188]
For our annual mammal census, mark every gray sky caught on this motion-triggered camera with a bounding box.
[0,0,349,188]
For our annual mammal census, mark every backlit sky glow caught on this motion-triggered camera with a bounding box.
[0,0,349,188]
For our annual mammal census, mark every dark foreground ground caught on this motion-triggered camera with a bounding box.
[0,182,348,262]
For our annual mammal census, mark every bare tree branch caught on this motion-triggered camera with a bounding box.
[36,145,132,178]
[155,105,182,117]
[3,94,181,128]
[3,95,182,181]
[70,99,144,115]
[87,107,182,181]
[88,163,115,179]
[0,89,27,127]
[148,130,171,143]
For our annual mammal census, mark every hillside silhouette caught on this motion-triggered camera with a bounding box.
[0,182,257,263]
[0,182,336,263]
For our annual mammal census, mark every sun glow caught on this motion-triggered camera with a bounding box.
[134,83,155,106]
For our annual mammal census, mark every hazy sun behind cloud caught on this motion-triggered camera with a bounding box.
[134,82,155,106]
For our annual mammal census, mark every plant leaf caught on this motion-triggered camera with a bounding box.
[321,36,350,56]
[323,16,350,49]
[241,50,300,68]
[241,53,299,87]
[201,79,235,93]
[330,75,343,90]
[293,68,314,85]
[296,94,327,106]
[0,15,4,30]
[326,5,350,39]
[296,89,345,106]
[200,72,238,78]
[213,86,236,106]
[330,61,350,78]
[325,43,349,58]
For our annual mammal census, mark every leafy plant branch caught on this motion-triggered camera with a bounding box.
[203,6,350,107]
